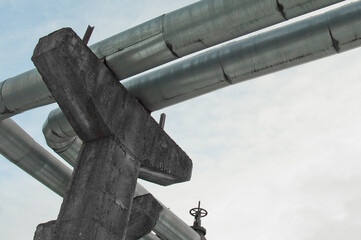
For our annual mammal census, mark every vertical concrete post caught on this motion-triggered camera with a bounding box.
[51,137,139,239]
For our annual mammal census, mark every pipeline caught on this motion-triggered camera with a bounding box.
[42,1,361,159]
[0,118,71,196]
[123,0,361,111]
[0,0,345,120]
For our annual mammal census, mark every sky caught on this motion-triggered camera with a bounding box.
[1,0,361,239]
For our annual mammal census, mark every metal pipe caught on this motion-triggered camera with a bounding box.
[0,69,55,120]
[93,0,345,79]
[41,0,361,145]
[0,0,345,120]
[156,208,200,240]
[0,119,198,240]
[124,0,361,111]
[41,0,361,194]
[0,118,71,196]
[42,108,79,166]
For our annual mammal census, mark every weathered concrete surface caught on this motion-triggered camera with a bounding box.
[33,194,163,240]
[52,137,139,240]
[125,194,163,240]
[32,28,192,186]
[33,220,56,240]
[32,27,193,240]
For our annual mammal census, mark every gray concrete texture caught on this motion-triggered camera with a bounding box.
[52,137,140,240]
[31,27,193,239]
[125,194,163,240]
[33,221,56,240]
[33,193,164,240]
[32,28,192,186]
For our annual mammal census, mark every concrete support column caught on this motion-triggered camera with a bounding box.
[52,137,139,239]
[32,28,192,240]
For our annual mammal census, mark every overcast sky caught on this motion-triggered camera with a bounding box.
[1,0,361,239]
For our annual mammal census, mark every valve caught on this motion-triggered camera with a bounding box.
[189,201,208,238]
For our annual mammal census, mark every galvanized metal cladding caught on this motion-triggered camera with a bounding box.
[123,0,361,111]
[0,68,55,120]
[91,0,346,79]
[0,118,71,196]
[42,107,82,166]
[42,0,361,151]
[0,0,346,120]
[30,0,361,217]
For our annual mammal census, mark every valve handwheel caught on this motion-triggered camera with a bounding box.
[189,207,208,218]
[189,201,208,238]
[189,201,208,218]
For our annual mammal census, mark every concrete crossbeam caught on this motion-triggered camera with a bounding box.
[32,28,192,186]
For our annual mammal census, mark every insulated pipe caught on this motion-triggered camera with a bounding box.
[0,0,345,120]
[92,0,345,79]
[0,119,198,240]
[42,0,361,148]
[42,108,79,166]
[0,118,71,196]
[42,110,201,240]
[42,0,361,174]
[0,69,55,120]
[123,0,361,111]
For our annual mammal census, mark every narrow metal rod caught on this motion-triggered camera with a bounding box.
[82,25,94,45]
[159,113,166,129]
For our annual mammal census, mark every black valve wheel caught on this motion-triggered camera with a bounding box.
[189,207,208,218]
